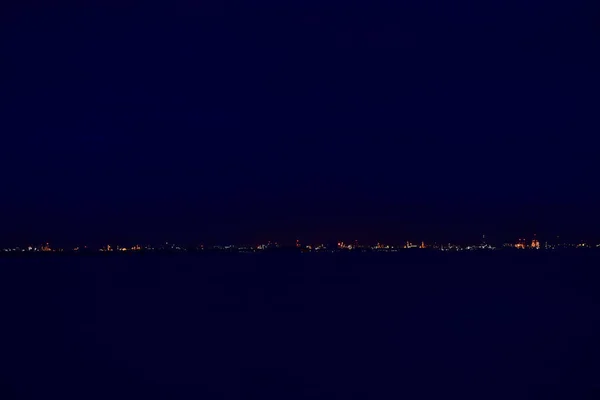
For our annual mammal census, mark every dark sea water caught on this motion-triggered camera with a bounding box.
[1,252,599,399]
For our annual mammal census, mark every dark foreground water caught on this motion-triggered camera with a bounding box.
[1,252,599,399]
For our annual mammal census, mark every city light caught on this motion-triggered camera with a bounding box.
[1,236,598,255]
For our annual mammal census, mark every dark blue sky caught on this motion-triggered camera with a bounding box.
[1,1,599,245]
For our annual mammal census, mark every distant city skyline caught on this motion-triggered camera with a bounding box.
[2,234,599,254]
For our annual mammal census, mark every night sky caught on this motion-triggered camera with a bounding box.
[2,1,599,246]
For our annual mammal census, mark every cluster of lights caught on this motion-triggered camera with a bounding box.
[99,244,144,252]
[2,237,600,255]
